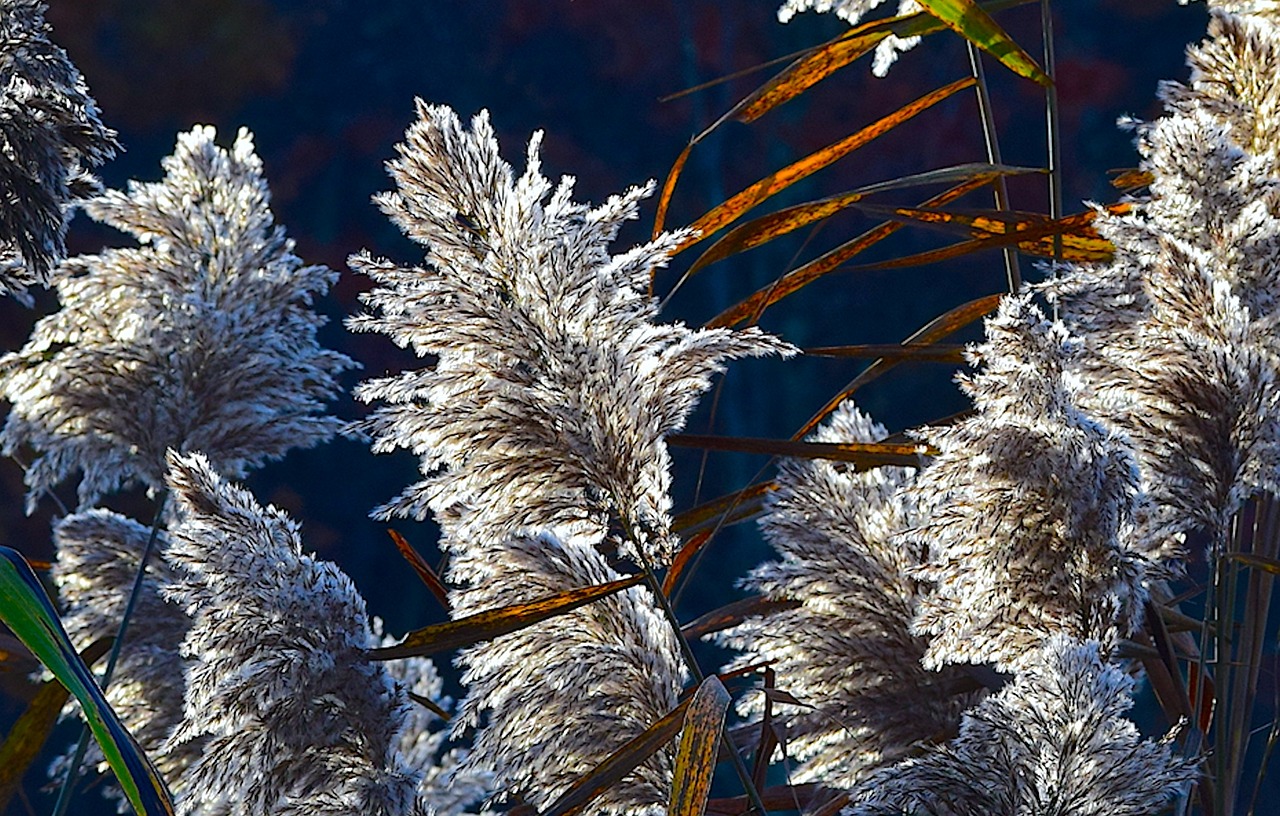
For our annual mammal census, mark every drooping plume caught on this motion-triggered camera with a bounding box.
[907,295,1147,673]
[0,0,118,300]
[0,126,354,511]
[1046,9,1280,557]
[717,401,980,790]
[349,103,779,814]
[350,100,789,566]
[847,637,1197,816]
[161,451,435,816]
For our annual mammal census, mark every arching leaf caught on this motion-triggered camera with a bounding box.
[0,637,113,813]
[0,547,175,816]
[368,574,644,659]
[707,175,994,329]
[668,434,930,467]
[685,163,1040,277]
[670,677,732,816]
[542,699,691,816]
[916,0,1050,85]
[678,77,976,253]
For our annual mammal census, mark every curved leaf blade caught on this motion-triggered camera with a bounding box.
[668,434,930,467]
[685,163,1040,277]
[0,547,175,816]
[387,529,450,612]
[917,0,1050,85]
[682,596,803,641]
[679,76,976,252]
[670,677,732,816]
[707,175,994,329]
[733,0,1033,124]
[673,482,776,538]
[543,699,691,816]
[793,293,1003,438]
[803,343,967,362]
[0,637,114,813]
[369,574,644,659]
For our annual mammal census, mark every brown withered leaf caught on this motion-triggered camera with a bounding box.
[670,676,732,816]
[368,575,644,659]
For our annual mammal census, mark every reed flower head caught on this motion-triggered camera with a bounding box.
[0,0,117,300]
[161,451,429,816]
[1046,8,1280,556]
[0,126,353,511]
[906,295,1147,673]
[717,401,980,789]
[447,529,685,816]
[350,101,788,567]
[847,637,1197,816]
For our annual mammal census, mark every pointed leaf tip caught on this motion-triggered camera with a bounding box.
[670,676,733,816]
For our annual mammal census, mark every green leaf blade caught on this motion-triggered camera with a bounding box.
[0,546,175,816]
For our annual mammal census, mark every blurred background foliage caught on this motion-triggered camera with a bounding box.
[0,2,1213,808]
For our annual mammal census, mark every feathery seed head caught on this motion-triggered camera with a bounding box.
[161,451,431,816]
[718,401,982,790]
[0,126,354,511]
[1046,8,1280,558]
[907,295,1148,673]
[0,0,117,300]
[847,637,1198,816]
[351,101,789,566]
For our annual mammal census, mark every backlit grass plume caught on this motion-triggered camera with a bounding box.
[161,451,436,816]
[0,126,354,511]
[1047,7,1280,556]
[349,102,784,815]
[847,637,1197,816]
[716,401,980,790]
[906,296,1148,673]
[0,0,117,300]
[350,101,790,567]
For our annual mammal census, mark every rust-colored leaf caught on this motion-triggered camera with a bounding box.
[708,175,994,329]
[663,531,712,597]
[855,201,1128,239]
[803,343,967,362]
[793,293,1002,438]
[0,637,113,814]
[732,0,1032,124]
[679,77,976,253]
[682,596,802,641]
[685,163,1039,277]
[917,0,1050,85]
[408,692,452,722]
[669,435,930,467]
[832,203,1128,273]
[670,676,732,816]
[672,482,777,537]
[1228,552,1280,576]
[1109,167,1153,191]
[388,529,450,612]
[543,700,691,816]
[655,141,695,241]
[369,575,644,659]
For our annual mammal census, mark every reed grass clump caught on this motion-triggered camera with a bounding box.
[0,2,1275,816]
